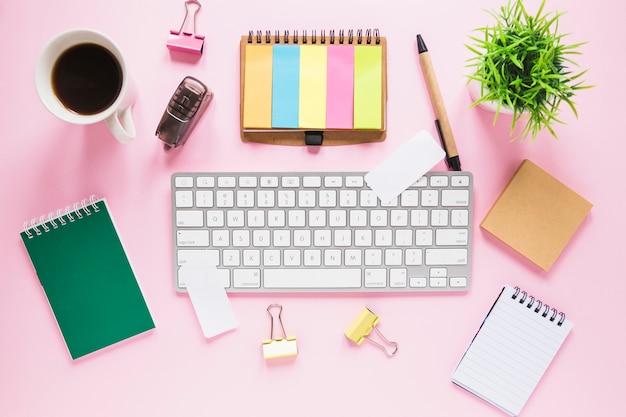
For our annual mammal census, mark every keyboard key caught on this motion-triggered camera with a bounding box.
[176,210,203,227]
[175,190,193,208]
[298,190,316,207]
[177,249,219,266]
[405,248,423,265]
[365,269,386,287]
[222,250,240,266]
[239,176,257,188]
[303,176,321,187]
[442,189,470,207]
[175,176,194,187]
[339,190,357,207]
[278,190,296,207]
[410,277,427,287]
[263,268,362,289]
[284,250,301,266]
[206,211,224,227]
[218,177,236,187]
[345,176,364,187]
[196,191,213,207]
[232,230,250,246]
[319,190,337,207]
[425,249,468,265]
[233,269,261,288]
[196,176,214,187]
[260,176,279,187]
[237,190,255,207]
[450,277,468,288]
[324,176,343,187]
[436,229,469,246]
[421,190,439,206]
[177,230,209,246]
[430,176,449,187]
[451,175,470,187]
[216,191,234,207]
[257,190,275,207]
[389,269,407,287]
[430,277,447,287]
[401,190,419,207]
[282,176,300,187]
[451,209,469,226]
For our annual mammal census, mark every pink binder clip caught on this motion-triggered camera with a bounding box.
[167,0,205,55]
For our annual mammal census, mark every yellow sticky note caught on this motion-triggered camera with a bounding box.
[353,45,382,129]
[299,45,327,129]
[243,44,273,128]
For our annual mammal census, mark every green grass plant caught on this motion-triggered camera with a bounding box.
[466,0,591,141]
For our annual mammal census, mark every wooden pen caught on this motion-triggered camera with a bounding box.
[416,34,461,171]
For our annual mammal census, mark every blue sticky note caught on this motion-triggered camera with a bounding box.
[272,45,300,128]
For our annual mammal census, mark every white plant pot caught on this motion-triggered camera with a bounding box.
[468,79,515,115]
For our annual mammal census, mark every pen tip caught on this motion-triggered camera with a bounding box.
[416,34,427,53]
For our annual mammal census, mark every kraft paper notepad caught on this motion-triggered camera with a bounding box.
[480,159,592,271]
[452,285,573,416]
[20,197,154,359]
[240,29,387,146]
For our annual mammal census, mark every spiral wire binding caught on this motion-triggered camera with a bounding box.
[512,286,565,326]
[247,28,380,45]
[23,196,100,239]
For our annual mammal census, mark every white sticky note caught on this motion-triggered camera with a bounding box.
[180,264,237,339]
[364,130,445,203]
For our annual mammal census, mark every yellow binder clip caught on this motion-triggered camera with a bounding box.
[345,307,398,357]
[262,304,298,360]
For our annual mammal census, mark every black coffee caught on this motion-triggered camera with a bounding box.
[52,43,123,115]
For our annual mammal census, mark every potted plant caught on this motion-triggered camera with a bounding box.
[466,0,591,141]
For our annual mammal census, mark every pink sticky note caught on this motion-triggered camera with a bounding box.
[326,45,354,129]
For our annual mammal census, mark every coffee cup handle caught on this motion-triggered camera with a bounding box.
[105,106,136,144]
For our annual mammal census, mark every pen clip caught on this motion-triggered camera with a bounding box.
[434,120,451,169]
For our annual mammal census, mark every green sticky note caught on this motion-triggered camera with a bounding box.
[353,45,383,129]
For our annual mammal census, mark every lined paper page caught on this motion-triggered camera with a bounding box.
[452,285,573,416]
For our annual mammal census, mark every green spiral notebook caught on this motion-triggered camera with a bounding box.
[20,197,154,359]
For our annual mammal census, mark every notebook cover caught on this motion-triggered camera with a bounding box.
[239,34,387,146]
[21,199,155,359]
[480,159,592,271]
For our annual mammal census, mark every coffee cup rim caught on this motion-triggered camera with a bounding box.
[35,28,130,124]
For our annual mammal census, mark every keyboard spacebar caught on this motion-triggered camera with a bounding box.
[264,269,362,289]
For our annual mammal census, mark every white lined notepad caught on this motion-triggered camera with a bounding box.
[452,285,573,416]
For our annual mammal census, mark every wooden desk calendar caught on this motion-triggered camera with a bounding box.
[240,29,387,146]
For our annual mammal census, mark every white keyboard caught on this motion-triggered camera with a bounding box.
[172,171,473,292]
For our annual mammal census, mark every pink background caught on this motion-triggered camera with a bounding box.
[1,0,623,416]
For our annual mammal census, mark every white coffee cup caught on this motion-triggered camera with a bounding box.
[35,29,137,143]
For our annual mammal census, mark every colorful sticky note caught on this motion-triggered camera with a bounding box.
[326,45,354,129]
[272,45,300,128]
[354,45,383,129]
[243,44,273,129]
[299,45,328,128]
